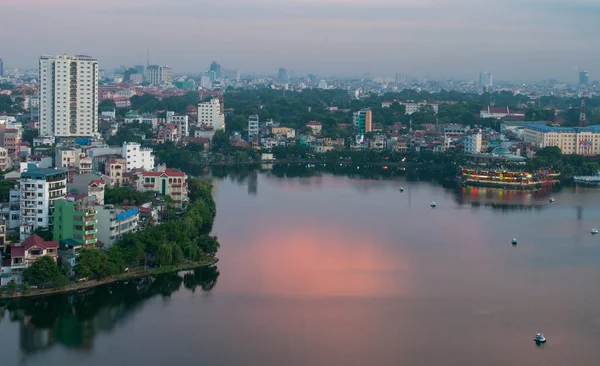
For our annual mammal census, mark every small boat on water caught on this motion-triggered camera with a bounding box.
[512,238,518,245]
[430,202,436,208]
[399,187,404,192]
[549,197,555,203]
[534,333,546,343]
[592,229,599,235]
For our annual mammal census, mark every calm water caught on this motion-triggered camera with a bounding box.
[3,168,600,365]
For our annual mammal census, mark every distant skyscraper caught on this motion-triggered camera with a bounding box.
[395,72,403,84]
[579,70,589,86]
[479,71,492,92]
[39,54,98,137]
[134,64,145,75]
[277,68,288,83]
[0,58,3,76]
[209,61,221,79]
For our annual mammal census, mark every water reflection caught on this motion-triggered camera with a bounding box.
[0,266,219,355]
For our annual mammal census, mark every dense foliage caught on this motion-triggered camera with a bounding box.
[113,178,218,268]
[105,186,155,206]
[23,257,67,288]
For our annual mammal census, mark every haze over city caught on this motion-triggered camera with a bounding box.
[1,0,598,81]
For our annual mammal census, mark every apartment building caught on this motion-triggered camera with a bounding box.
[122,142,155,172]
[53,198,98,247]
[19,165,68,241]
[198,98,225,130]
[524,124,600,155]
[39,55,99,137]
[96,205,139,248]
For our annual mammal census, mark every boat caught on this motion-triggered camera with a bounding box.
[574,172,600,184]
[534,333,546,343]
[430,202,436,208]
[592,229,599,235]
[399,187,404,192]
[511,238,518,245]
[549,197,555,203]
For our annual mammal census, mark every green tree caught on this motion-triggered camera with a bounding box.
[99,99,117,111]
[5,281,17,295]
[74,249,109,279]
[23,256,65,288]
[157,244,173,266]
[226,115,248,134]
[212,130,230,151]
[172,244,184,265]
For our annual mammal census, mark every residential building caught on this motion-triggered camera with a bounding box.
[0,222,6,255]
[248,115,259,137]
[272,126,296,139]
[194,126,215,141]
[105,158,126,187]
[3,128,21,159]
[353,109,372,135]
[39,55,99,137]
[464,131,482,154]
[53,198,98,247]
[0,147,11,171]
[33,136,55,147]
[79,156,92,173]
[96,205,139,248]
[198,98,225,130]
[382,100,439,115]
[122,142,155,172]
[20,155,52,172]
[56,146,80,168]
[155,123,182,144]
[440,124,470,137]
[70,172,108,204]
[137,167,188,209]
[19,165,68,241]
[166,111,189,137]
[524,124,600,155]
[306,121,322,134]
[8,188,19,229]
[8,234,59,284]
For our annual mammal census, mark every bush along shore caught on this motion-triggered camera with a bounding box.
[1,179,220,300]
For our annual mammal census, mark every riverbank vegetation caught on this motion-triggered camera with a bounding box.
[3,178,219,297]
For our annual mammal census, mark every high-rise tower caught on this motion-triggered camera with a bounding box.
[39,55,99,137]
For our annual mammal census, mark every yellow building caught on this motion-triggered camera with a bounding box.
[524,125,600,155]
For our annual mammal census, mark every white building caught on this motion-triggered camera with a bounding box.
[166,111,190,137]
[19,165,68,241]
[122,142,155,172]
[33,136,55,147]
[39,55,99,137]
[464,132,482,154]
[145,65,173,85]
[56,146,81,168]
[9,187,20,230]
[381,100,439,115]
[317,80,328,89]
[248,115,259,137]
[96,205,139,248]
[198,98,225,130]
[200,75,212,90]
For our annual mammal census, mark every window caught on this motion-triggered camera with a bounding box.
[38,193,42,197]
[38,218,43,222]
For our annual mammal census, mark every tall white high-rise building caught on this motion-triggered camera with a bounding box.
[39,55,99,137]
[198,98,225,130]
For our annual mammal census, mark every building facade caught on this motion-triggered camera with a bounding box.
[7,235,58,285]
[122,142,155,172]
[137,168,188,209]
[464,132,482,154]
[39,55,99,137]
[53,198,98,247]
[166,111,189,137]
[524,124,600,155]
[353,109,372,136]
[106,158,126,187]
[198,98,225,130]
[96,205,139,248]
[19,165,67,241]
[248,115,259,137]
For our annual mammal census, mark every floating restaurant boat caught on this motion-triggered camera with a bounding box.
[459,167,558,190]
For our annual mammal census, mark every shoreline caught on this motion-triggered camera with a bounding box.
[1,257,218,301]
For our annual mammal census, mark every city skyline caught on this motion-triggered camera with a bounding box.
[0,0,599,81]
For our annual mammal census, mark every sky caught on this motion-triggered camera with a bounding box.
[0,0,598,82]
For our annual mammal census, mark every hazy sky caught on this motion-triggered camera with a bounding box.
[0,0,598,81]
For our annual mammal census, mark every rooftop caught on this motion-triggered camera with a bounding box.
[525,124,600,133]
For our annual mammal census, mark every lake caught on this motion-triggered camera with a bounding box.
[3,166,600,366]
